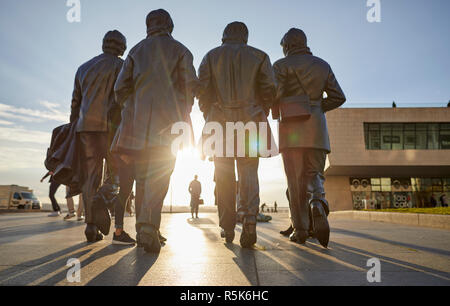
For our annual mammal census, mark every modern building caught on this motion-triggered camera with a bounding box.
[324,107,450,211]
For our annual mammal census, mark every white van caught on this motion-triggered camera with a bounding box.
[0,185,41,210]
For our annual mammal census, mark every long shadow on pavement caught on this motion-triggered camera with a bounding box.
[40,243,139,285]
[252,225,450,285]
[0,221,84,244]
[0,242,89,285]
[224,242,260,286]
[187,217,220,242]
[85,247,159,286]
[332,227,450,257]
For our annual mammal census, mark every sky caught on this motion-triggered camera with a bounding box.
[0,0,449,207]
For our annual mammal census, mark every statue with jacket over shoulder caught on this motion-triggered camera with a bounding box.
[112,9,199,253]
[70,30,126,243]
[198,22,277,248]
[273,28,346,247]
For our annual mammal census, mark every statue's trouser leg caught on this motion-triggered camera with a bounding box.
[115,156,134,229]
[236,157,260,218]
[304,149,328,215]
[105,117,120,185]
[282,148,328,232]
[282,149,309,231]
[79,132,107,224]
[214,157,237,232]
[134,180,144,234]
[136,147,176,230]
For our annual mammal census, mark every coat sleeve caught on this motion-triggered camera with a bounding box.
[70,69,81,123]
[272,62,287,119]
[257,54,277,114]
[197,54,213,118]
[177,49,199,110]
[114,55,135,108]
[322,67,346,113]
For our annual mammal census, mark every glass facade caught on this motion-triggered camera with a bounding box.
[350,177,450,210]
[364,123,450,150]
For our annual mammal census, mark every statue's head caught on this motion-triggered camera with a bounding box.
[102,30,127,57]
[280,28,307,56]
[222,21,248,44]
[146,9,174,36]
[194,175,198,180]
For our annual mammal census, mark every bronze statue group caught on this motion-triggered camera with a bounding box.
[47,9,346,253]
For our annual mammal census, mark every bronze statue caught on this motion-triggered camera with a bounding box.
[273,28,346,247]
[112,9,199,253]
[198,22,276,248]
[70,30,126,242]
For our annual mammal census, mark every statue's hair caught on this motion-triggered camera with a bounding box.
[222,21,248,44]
[146,9,174,36]
[280,28,307,50]
[102,30,126,56]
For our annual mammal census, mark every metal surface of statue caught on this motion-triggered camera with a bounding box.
[70,30,126,242]
[273,28,346,247]
[112,9,199,253]
[198,22,276,248]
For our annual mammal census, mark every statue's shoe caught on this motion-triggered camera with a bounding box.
[93,199,111,236]
[280,225,294,237]
[221,229,235,243]
[289,229,308,244]
[85,224,101,243]
[139,225,161,253]
[311,201,330,248]
[240,216,257,248]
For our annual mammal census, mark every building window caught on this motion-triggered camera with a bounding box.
[440,124,450,149]
[364,123,450,150]
[350,177,450,209]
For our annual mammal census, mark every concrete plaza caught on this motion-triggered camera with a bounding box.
[0,211,449,286]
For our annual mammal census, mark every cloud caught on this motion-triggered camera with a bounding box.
[0,119,13,125]
[0,147,46,171]
[0,101,69,123]
[0,126,51,144]
[0,101,63,174]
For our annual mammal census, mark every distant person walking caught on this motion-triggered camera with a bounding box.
[126,191,134,216]
[260,203,266,212]
[430,194,437,207]
[440,194,448,207]
[189,175,202,218]
[41,171,61,217]
[64,186,84,221]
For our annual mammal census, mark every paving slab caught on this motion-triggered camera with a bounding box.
[0,212,449,286]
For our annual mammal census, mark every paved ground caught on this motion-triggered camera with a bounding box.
[0,211,449,286]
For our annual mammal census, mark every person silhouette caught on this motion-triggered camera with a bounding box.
[189,175,202,218]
